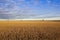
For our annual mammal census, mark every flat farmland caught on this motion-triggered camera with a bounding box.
[0,20,60,40]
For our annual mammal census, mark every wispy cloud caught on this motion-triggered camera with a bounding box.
[0,0,60,20]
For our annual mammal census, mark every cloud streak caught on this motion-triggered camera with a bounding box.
[0,0,60,20]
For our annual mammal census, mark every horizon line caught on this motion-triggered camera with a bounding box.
[0,19,60,21]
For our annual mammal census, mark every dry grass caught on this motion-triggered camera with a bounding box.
[0,20,60,40]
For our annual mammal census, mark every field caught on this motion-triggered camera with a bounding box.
[0,20,60,40]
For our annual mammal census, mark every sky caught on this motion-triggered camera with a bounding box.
[0,0,60,20]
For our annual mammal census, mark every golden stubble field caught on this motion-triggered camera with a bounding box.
[0,20,60,40]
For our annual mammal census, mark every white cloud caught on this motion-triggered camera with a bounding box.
[0,0,60,20]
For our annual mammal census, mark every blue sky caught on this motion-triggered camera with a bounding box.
[0,0,60,20]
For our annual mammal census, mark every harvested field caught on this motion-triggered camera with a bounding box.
[0,20,60,40]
